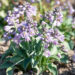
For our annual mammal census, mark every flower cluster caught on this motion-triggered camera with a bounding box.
[38,9,66,57]
[4,2,38,44]
[4,1,67,59]
[45,8,63,26]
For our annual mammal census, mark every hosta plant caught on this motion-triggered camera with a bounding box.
[0,1,68,75]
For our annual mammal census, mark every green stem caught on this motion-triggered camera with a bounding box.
[39,0,43,13]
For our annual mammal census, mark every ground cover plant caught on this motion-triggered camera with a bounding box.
[0,0,74,75]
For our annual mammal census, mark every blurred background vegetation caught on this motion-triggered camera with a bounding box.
[0,0,14,38]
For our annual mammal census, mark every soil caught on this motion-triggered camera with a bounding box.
[0,40,75,75]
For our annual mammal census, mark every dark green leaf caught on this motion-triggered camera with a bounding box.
[0,60,13,69]
[35,40,42,53]
[23,57,32,70]
[10,55,22,63]
[1,49,13,60]
[60,55,69,63]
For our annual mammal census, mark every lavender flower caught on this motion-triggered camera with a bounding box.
[55,0,60,5]
[61,45,68,52]
[45,11,54,23]
[63,49,68,52]
[43,49,51,58]
[20,31,31,42]
[4,26,14,32]
[29,28,35,36]
[13,33,21,44]
[41,21,47,25]
[53,20,61,26]
[46,0,50,3]
[30,0,35,3]
[57,53,62,58]
[45,33,53,43]
[52,39,59,45]
[68,1,75,14]
[53,10,63,26]
[26,6,37,18]
[72,25,75,29]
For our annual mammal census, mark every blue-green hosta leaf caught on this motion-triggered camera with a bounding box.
[48,63,58,75]
[6,67,13,75]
